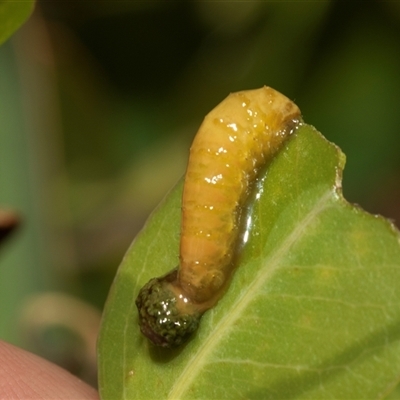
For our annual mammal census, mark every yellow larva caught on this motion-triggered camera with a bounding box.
[136,86,301,347]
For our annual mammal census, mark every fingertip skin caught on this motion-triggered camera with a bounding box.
[136,86,301,347]
[0,340,99,400]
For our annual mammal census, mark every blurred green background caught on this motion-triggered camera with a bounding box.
[0,0,399,387]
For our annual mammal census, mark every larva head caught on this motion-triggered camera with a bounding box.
[135,268,202,348]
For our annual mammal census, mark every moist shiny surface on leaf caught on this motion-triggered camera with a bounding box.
[98,124,400,400]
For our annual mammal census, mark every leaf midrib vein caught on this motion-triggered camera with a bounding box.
[167,189,333,399]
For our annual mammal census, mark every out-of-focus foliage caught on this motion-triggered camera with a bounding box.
[0,0,399,387]
[0,0,35,45]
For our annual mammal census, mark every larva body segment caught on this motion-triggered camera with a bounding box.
[136,86,301,347]
[180,87,301,303]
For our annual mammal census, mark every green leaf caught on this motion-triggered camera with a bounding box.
[0,0,35,46]
[98,124,400,399]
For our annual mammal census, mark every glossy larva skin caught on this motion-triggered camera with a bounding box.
[179,86,301,303]
[136,86,301,347]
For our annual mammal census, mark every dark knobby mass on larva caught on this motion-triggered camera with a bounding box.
[136,86,301,348]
